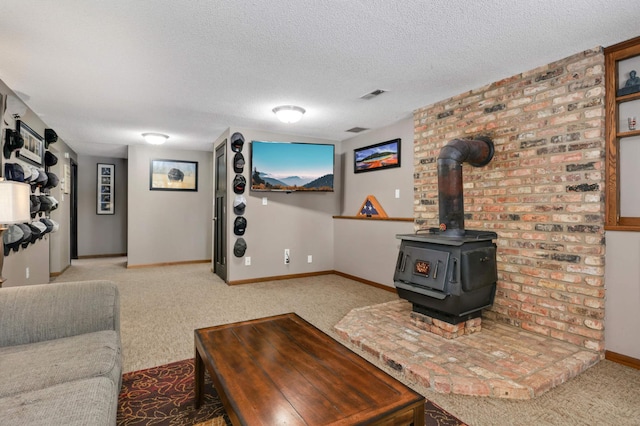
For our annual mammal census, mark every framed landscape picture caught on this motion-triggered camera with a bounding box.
[354,138,401,173]
[97,163,115,214]
[150,159,198,191]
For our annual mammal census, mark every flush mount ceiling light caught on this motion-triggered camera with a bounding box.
[272,105,306,124]
[142,133,169,145]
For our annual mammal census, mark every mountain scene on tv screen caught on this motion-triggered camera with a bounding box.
[252,169,333,191]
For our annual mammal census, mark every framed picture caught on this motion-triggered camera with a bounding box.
[150,159,198,191]
[97,163,115,215]
[16,120,44,166]
[354,138,401,173]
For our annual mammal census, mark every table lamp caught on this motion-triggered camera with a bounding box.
[0,179,31,286]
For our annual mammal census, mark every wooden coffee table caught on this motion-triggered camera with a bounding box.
[195,313,425,425]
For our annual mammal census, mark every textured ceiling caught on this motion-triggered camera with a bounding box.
[0,1,639,158]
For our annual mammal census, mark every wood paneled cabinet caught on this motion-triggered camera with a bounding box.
[605,36,640,230]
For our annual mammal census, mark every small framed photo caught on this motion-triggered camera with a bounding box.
[16,120,44,166]
[149,159,198,191]
[354,138,401,173]
[97,163,115,214]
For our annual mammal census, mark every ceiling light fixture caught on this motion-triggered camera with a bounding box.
[272,105,306,124]
[142,133,169,145]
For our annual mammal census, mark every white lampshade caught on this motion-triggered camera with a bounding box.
[0,181,31,225]
[272,105,306,123]
[142,133,169,145]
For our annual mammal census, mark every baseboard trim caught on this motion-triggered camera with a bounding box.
[50,264,71,278]
[76,253,127,259]
[127,259,211,269]
[332,271,397,293]
[605,350,640,370]
[227,270,334,285]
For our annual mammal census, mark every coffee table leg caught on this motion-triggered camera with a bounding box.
[194,348,204,409]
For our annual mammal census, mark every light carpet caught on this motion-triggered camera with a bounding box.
[55,258,640,426]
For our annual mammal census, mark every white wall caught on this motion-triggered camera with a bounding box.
[127,144,213,266]
[77,155,128,257]
[333,118,415,287]
[225,128,339,282]
[605,231,640,359]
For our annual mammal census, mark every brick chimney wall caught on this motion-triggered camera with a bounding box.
[413,47,606,352]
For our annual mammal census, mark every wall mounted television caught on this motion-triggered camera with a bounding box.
[250,141,335,192]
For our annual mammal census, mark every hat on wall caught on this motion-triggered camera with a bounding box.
[38,195,53,212]
[4,163,25,182]
[44,151,58,167]
[44,171,59,189]
[40,218,54,234]
[27,222,42,243]
[233,238,247,257]
[230,132,245,153]
[3,129,24,159]
[233,174,246,194]
[30,195,41,218]
[233,152,245,173]
[30,221,47,240]
[34,169,48,188]
[16,223,32,249]
[44,128,58,148]
[233,216,247,236]
[3,224,24,256]
[233,195,246,215]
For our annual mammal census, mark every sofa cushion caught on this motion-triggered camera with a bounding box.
[0,376,117,426]
[0,330,121,398]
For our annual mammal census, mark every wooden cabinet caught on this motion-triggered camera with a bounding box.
[605,36,640,230]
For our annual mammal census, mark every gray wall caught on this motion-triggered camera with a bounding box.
[333,118,415,287]
[224,128,339,282]
[77,155,128,257]
[127,144,213,266]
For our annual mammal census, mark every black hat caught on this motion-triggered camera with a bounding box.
[4,163,25,182]
[234,216,247,236]
[27,223,42,243]
[233,195,246,215]
[230,132,244,153]
[233,174,246,194]
[40,218,54,234]
[44,171,59,189]
[3,129,24,159]
[38,195,53,212]
[16,224,32,249]
[233,152,245,173]
[44,151,58,167]
[44,128,58,148]
[34,169,48,188]
[30,195,41,218]
[3,224,24,256]
[233,238,247,257]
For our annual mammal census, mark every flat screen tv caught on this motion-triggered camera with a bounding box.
[250,141,335,192]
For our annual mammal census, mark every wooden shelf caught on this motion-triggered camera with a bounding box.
[617,129,640,138]
[333,215,414,222]
[616,91,640,103]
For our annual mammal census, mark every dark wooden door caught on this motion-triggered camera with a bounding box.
[213,141,227,281]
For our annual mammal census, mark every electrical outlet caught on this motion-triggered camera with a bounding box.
[395,189,400,198]
[25,267,29,279]
[245,256,251,266]
[307,255,312,263]
[262,197,268,205]
[284,249,290,265]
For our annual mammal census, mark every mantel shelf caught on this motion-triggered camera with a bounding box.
[333,215,414,222]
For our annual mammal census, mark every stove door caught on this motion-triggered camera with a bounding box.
[394,245,451,292]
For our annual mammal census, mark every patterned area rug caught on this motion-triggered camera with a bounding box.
[117,359,465,426]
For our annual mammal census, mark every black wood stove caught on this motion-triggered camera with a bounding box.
[394,137,498,324]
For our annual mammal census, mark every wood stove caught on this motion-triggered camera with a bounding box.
[394,137,498,324]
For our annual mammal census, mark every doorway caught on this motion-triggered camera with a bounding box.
[70,158,78,260]
[213,140,227,281]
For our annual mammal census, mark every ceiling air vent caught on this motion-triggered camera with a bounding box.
[346,127,370,133]
[360,89,386,100]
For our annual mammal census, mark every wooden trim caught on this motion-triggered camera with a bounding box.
[333,215,414,222]
[49,264,71,278]
[332,270,397,293]
[605,350,640,370]
[227,270,334,285]
[76,253,127,259]
[127,259,211,269]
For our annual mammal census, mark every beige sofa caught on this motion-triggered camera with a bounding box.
[0,280,122,425]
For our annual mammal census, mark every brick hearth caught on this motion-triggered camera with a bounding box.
[334,300,600,399]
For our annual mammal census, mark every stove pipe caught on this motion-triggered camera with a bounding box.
[437,137,494,237]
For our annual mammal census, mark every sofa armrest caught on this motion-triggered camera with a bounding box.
[0,280,120,347]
